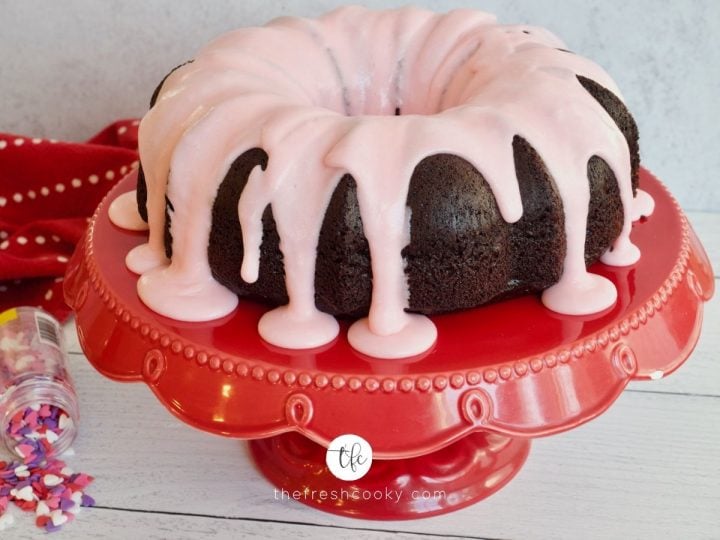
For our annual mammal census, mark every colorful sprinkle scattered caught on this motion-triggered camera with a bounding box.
[0,404,94,533]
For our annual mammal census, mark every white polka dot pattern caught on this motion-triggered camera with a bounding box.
[0,120,140,317]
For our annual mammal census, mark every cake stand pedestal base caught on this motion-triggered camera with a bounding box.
[249,431,530,519]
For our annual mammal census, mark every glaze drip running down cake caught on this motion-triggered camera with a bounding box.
[109,6,655,359]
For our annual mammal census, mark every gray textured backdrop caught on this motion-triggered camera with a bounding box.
[1,0,718,211]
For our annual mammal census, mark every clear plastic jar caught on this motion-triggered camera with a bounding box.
[0,306,79,456]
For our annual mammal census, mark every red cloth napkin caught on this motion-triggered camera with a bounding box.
[0,120,140,321]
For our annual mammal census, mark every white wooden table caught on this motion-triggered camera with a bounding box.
[2,211,718,540]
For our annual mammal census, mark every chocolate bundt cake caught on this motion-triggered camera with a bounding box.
[110,6,654,359]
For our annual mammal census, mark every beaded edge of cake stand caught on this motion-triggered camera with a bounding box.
[74,171,699,395]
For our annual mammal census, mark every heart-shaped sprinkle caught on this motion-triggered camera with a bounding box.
[0,404,95,533]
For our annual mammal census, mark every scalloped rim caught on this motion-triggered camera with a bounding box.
[64,167,715,456]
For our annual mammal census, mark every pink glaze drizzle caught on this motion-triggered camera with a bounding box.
[108,190,148,232]
[631,188,655,221]
[112,6,652,359]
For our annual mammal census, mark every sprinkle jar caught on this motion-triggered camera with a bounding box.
[0,307,79,456]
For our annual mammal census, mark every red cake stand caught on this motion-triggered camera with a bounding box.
[64,168,714,520]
